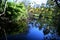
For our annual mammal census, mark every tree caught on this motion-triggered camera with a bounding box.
[47,0,60,35]
[0,0,8,40]
[0,1,28,40]
[55,0,60,7]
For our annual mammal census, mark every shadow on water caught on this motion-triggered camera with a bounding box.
[2,20,60,40]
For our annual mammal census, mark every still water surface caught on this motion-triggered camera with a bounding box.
[3,20,60,40]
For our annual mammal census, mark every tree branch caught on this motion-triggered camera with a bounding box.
[0,0,8,16]
[55,0,60,8]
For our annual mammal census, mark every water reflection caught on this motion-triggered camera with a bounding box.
[27,24,44,40]
[27,20,60,40]
[2,20,60,40]
[27,20,46,40]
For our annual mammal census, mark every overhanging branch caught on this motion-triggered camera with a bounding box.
[55,0,60,8]
[0,0,8,16]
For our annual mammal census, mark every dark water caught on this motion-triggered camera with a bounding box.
[2,20,60,40]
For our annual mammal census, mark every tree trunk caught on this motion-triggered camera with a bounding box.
[3,29,7,40]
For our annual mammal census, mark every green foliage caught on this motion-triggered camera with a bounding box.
[43,0,60,35]
[0,2,28,35]
[29,7,54,26]
[27,1,57,29]
[6,2,28,21]
[0,0,5,14]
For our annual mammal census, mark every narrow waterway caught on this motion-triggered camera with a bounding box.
[27,20,44,40]
[2,20,60,40]
[27,20,60,40]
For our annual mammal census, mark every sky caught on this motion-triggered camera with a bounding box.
[29,0,47,4]
[8,0,47,4]
[8,0,47,7]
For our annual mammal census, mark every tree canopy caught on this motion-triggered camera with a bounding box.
[0,0,28,36]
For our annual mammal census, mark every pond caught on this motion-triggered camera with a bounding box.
[2,20,60,40]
